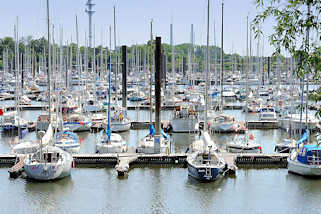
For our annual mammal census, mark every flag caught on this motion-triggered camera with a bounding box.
[0,109,3,116]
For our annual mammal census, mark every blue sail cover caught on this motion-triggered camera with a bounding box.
[19,128,28,139]
[161,128,170,141]
[105,128,111,142]
[149,124,155,136]
[211,91,219,97]
[298,129,309,145]
[149,124,170,141]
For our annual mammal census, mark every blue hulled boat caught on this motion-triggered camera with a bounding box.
[187,148,226,182]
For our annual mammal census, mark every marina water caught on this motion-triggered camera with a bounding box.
[0,108,320,213]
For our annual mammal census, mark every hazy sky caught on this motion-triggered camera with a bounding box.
[0,0,278,56]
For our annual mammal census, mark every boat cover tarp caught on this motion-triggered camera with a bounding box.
[42,123,53,145]
[298,129,309,145]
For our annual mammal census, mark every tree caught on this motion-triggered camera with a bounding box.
[253,0,320,118]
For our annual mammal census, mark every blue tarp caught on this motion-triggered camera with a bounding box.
[149,124,170,141]
[298,144,321,164]
[298,129,309,145]
[161,128,170,141]
[19,128,28,139]
[149,124,155,136]
[211,92,219,97]
[57,131,78,141]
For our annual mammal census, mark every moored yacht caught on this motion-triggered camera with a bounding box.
[288,131,321,176]
[96,131,128,153]
[54,130,80,154]
[170,101,199,133]
[137,124,170,154]
[226,133,262,153]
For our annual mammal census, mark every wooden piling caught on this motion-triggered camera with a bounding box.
[154,37,162,153]
[122,45,127,108]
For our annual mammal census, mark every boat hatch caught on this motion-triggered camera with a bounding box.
[43,152,59,163]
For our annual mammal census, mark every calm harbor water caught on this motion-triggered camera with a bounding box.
[0,107,320,213]
[1,167,321,214]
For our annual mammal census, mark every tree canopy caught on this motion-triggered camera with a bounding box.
[253,0,321,117]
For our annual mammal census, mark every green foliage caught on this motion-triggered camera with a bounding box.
[253,0,321,118]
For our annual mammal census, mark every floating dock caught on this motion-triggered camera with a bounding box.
[2,152,290,178]
[235,153,288,166]
[1,152,288,167]
[246,120,279,129]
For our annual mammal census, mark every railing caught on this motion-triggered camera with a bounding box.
[307,156,321,165]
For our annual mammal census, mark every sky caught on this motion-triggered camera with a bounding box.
[0,0,278,56]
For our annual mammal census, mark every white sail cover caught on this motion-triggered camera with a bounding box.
[42,123,53,146]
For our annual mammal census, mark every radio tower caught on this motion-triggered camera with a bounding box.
[85,0,95,48]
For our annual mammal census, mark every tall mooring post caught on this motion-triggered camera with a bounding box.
[267,56,270,84]
[122,45,127,108]
[154,37,162,154]
[85,0,95,48]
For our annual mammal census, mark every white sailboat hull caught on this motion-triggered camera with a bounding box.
[111,122,131,132]
[13,142,40,154]
[96,143,128,153]
[210,122,235,132]
[64,122,92,132]
[24,151,73,180]
[171,118,198,133]
[279,118,318,132]
[137,136,170,154]
[288,158,321,176]
[55,144,80,154]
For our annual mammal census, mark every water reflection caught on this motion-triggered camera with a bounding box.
[24,177,74,214]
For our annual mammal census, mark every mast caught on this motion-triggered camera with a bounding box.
[107,26,112,142]
[113,6,117,102]
[304,2,311,136]
[220,2,224,110]
[170,22,174,89]
[149,21,153,124]
[246,16,249,113]
[47,0,51,123]
[205,0,210,131]
[76,15,80,90]
[214,17,217,87]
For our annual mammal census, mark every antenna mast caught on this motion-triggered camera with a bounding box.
[85,0,95,48]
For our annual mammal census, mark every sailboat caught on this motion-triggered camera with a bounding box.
[54,130,80,154]
[170,22,199,133]
[23,0,73,181]
[23,125,73,180]
[136,21,171,154]
[109,7,131,133]
[208,4,240,134]
[288,50,321,176]
[0,22,28,133]
[288,129,321,176]
[226,133,262,153]
[187,0,227,182]
[109,108,131,132]
[96,25,128,154]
